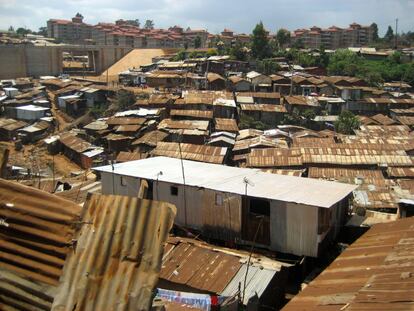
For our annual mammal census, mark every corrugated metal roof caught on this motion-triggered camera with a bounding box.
[282,216,414,311]
[59,133,93,153]
[94,156,357,208]
[116,151,146,163]
[170,109,213,119]
[132,130,169,147]
[215,118,239,132]
[0,179,83,310]
[158,119,210,131]
[387,167,414,178]
[106,117,146,126]
[52,193,176,311]
[0,146,9,178]
[220,265,276,305]
[240,104,287,113]
[151,142,228,164]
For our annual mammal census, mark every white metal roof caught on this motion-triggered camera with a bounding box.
[15,105,49,111]
[94,156,356,208]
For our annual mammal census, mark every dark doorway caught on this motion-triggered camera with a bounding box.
[242,197,270,246]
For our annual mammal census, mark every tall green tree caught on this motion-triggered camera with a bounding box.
[251,21,271,60]
[335,111,360,134]
[8,26,14,32]
[384,25,394,42]
[144,20,154,29]
[275,28,291,48]
[117,90,136,110]
[371,23,379,41]
[194,36,202,49]
[16,27,32,36]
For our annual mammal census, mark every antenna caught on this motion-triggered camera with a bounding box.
[155,171,163,201]
[395,18,398,50]
[243,177,254,196]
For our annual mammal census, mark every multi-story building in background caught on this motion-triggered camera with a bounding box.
[47,13,92,44]
[291,23,375,49]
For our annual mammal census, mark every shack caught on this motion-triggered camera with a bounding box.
[94,156,356,257]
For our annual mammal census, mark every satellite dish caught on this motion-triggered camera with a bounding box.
[243,177,255,187]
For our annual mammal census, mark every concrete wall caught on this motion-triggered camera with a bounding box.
[0,45,132,79]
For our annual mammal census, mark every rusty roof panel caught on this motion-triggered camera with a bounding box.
[106,117,146,126]
[170,109,213,119]
[52,194,176,311]
[0,147,9,178]
[387,167,414,178]
[282,216,414,311]
[59,134,92,153]
[0,179,83,310]
[116,151,146,163]
[215,118,239,132]
[151,142,227,164]
[240,104,287,113]
[158,119,210,131]
[132,130,169,147]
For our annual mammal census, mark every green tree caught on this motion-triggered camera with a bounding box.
[251,21,271,60]
[207,48,218,57]
[8,26,14,32]
[335,111,360,134]
[144,20,154,29]
[275,28,291,48]
[257,59,281,75]
[384,25,394,42]
[172,50,186,61]
[327,49,361,76]
[117,90,136,110]
[194,36,202,49]
[37,26,48,37]
[229,41,248,61]
[16,27,32,36]
[371,23,379,41]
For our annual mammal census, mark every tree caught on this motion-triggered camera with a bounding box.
[144,20,154,29]
[371,22,379,41]
[172,50,186,61]
[275,28,291,48]
[8,26,14,32]
[229,41,248,61]
[251,21,271,60]
[194,35,202,49]
[16,27,32,36]
[335,111,360,134]
[257,59,281,75]
[327,49,361,76]
[37,26,48,37]
[384,25,394,42]
[117,90,136,110]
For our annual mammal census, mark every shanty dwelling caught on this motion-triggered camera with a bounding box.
[213,98,237,119]
[227,76,252,92]
[94,156,356,257]
[207,73,226,90]
[57,94,86,116]
[105,133,134,153]
[3,87,19,98]
[317,96,346,115]
[158,237,292,309]
[18,121,51,143]
[246,71,272,91]
[0,118,27,140]
[240,104,287,125]
[132,130,170,153]
[59,134,104,168]
[80,87,106,107]
[9,105,50,121]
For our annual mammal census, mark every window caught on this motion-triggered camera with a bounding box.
[170,186,178,196]
[120,176,127,187]
[249,198,270,217]
[215,194,223,206]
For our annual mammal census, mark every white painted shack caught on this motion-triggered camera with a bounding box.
[94,156,356,257]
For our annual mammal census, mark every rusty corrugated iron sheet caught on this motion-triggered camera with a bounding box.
[214,118,239,132]
[282,216,414,311]
[0,146,9,178]
[151,142,227,164]
[308,167,388,188]
[246,148,303,168]
[170,109,213,119]
[116,151,146,163]
[106,117,146,126]
[132,130,169,147]
[59,133,92,153]
[240,104,287,113]
[387,167,414,178]
[52,194,176,311]
[0,179,83,310]
[370,114,398,126]
[158,119,210,131]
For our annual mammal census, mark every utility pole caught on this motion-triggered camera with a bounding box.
[395,18,398,50]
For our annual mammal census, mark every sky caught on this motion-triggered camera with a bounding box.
[0,0,413,35]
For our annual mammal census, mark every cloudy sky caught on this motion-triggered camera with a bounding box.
[0,0,413,35]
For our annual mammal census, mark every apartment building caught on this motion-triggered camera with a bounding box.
[292,23,375,49]
[47,13,92,44]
